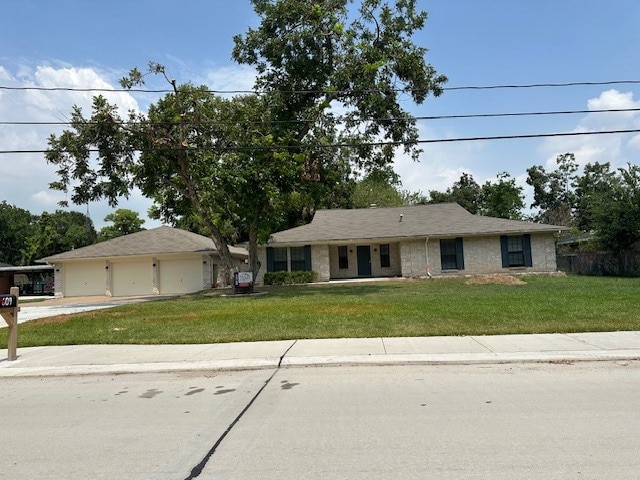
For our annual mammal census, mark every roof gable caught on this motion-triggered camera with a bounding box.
[268,203,566,244]
[40,226,247,262]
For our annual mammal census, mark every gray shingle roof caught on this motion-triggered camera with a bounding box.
[39,226,248,262]
[269,203,566,245]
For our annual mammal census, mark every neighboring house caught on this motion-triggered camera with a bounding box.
[0,265,54,295]
[40,226,248,297]
[256,203,566,285]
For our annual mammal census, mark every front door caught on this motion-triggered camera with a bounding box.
[357,246,372,277]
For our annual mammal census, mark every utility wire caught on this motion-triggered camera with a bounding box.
[1,79,639,95]
[1,107,638,127]
[2,128,639,155]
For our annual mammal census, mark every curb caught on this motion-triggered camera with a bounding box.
[2,350,639,378]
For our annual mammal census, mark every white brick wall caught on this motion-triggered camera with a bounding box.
[402,234,558,277]
[256,233,558,284]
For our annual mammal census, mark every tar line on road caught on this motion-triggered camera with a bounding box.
[184,340,298,479]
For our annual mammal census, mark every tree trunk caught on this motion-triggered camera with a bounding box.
[201,216,236,287]
[248,220,260,283]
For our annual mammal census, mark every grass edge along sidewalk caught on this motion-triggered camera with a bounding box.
[4,275,640,348]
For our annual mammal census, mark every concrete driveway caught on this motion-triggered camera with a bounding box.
[3,295,172,326]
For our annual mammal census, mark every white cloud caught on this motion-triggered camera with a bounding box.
[540,89,640,169]
[30,190,64,208]
[629,134,640,151]
[202,65,257,95]
[395,123,489,194]
[0,64,141,227]
[33,65,139,114]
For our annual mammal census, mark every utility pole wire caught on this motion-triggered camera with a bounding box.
[1,108,639,127]
[0,79,639,95]
[1,128,639,155]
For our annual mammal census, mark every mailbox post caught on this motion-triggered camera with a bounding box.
[1,287,19,361]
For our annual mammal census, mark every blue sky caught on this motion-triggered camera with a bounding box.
[1,0,640,228]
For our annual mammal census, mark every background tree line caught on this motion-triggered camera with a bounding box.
[0,206,144,266]
[3,151,638,266]
[396,152,639,253]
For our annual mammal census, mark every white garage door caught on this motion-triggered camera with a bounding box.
[111,260,153,297]
[159,258,203,294]
[65,262,105,297]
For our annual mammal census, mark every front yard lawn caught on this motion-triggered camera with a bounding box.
[3,275,639,347]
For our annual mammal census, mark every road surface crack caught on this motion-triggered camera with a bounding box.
[184,340,297,479]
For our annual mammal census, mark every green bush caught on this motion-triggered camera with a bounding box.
[264,270,317,285]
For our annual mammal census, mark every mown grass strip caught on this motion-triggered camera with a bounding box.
[3,275,639,348]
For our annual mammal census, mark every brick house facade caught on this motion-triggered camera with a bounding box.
[256,203,565,285]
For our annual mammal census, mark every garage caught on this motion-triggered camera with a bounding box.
[64,262,105,297]
[111,260,153,297]
[40,226,248,297]
[159,257,204,294]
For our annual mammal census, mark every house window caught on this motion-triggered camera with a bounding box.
[507,236,525,267]
[440,238,465,270]
[270,247,288,272]
[338,246,349,269]
[500,235,533,268]
[290,247,306,271]
[267,246,311,272]
[380,244,391,268]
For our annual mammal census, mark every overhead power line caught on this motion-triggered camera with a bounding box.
[1,107,639,128]
[2,128,639,155]
[0,80,639,96]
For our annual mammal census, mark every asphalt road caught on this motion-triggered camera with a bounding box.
[1,362,639,479]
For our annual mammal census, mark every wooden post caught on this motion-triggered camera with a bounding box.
[1,286,19,361]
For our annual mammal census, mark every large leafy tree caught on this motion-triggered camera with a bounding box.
[0,202,35,265]
[428,172,523,219]
[351,174,404,208]
[233,0,446,168]
[428,173,482,214]
[576,163,640,252]
[231,0,445,274]
[46,0,445,282]
[573,161,615,234]
[23,210,96,264]
[98,208,145,242]
[479,172,524,220]
[526,153,578,226]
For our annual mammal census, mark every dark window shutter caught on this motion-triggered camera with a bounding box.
[266,247,275,272]
[500,236,509,268]
[304,245,312,271]
[523,234,533,267]
[455,237,465,270]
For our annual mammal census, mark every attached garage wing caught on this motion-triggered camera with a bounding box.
[64,262,105,297]
[159,258,204,295]
[111,260,153,297]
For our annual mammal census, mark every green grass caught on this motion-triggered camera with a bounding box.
[3,275,640,348]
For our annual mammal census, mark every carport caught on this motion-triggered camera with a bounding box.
[0,265,54,295]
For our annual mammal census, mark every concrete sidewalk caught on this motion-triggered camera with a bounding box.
[2,331,640,377]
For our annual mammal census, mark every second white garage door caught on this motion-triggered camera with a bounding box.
[159,258,203,294]
[111,260,153,297]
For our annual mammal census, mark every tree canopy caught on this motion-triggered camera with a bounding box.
[428,173,482,214]
[0,202,35,265]
[427,172,524,219]
[98,208,145,242]
[46,0,446,282]
[23,210,96,264]
[526,153,577,226]
[479,172,524,220]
